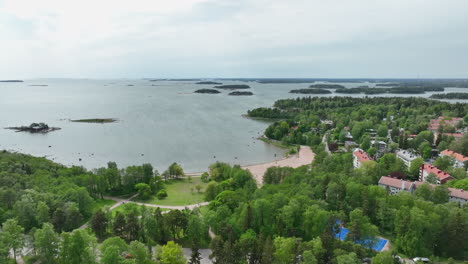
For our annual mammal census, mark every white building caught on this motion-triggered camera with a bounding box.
[396,149,420,168]
[378,176,468,205]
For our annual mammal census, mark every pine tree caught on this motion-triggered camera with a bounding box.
[189,247,202,264]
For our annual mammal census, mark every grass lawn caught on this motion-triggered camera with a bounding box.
[90,199,117,214]
[112,203,169,216]
[139,177,207,206]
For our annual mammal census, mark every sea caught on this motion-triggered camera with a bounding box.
[0,79,466,172]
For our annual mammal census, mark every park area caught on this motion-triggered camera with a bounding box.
[139,177,208,206]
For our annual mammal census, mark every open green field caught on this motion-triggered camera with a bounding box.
[139,177,207,206]
[90,199,116,214]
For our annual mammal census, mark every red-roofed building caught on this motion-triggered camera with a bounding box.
[428,116,463,132]
[353,149,371,168]
[378,176,468,205]
[413,181,468,205]
[419,164,454,184]
[442,133,464,139]
[440,149,468,168]
[378,176,414,195]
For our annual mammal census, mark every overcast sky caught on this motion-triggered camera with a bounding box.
[1,0,468,79]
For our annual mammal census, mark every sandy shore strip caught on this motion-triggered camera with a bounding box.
[243,145,315,185]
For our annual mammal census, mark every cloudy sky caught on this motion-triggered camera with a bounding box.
[1,0,468,78]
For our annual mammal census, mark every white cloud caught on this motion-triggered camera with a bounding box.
[1,0,468,78]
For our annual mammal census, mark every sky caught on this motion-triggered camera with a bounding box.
[1,0,468,79]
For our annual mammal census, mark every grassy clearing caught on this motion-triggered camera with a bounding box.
[90,199,116,214]
[111,203,170,216]
[140,177,208,206]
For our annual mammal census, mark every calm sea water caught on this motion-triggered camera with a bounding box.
[0,79,466,172]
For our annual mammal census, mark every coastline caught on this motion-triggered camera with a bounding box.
[186,145,315,185]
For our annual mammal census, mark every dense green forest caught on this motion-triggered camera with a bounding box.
[430,93,468,99]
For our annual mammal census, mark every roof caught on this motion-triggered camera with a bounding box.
[378,176,413,191]
[429,116,463,130]
[413,181,468,200]
[396,150,419,161]
[421,164,453,182]
[440,149,468,163]
[353,149,371,162]
[442,133,464,138]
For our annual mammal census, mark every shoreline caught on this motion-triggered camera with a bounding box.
[186,145,315,184]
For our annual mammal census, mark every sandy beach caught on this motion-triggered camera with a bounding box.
[243,145,315,184]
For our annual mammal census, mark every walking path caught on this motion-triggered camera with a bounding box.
[79,194,208,229]
[243,145,315,184]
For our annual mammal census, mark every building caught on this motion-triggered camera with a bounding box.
[371,140,387,152]
[353,149,371,168]
[396,149,420,168]
[419,164,454,184]
[428,116,463,132]
[378,176,414,195]
[440,149,468,168]
[378,176,468,205]
[413,181,468,205]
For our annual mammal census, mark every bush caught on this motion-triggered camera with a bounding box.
[157,190,168,200]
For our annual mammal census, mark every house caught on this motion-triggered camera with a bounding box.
[419,164,454,184]
[321,120,333,127]
[378,176,414,195]
[440,149,468,168]
[396,149,420,168]
[413,181,468,205]
[371,140,387,152]
[378,176,468,205]
[345,141,358,149]
[428,116,463,132]
[353,149,371,168]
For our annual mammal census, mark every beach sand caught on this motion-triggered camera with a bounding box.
[243,145,315,184]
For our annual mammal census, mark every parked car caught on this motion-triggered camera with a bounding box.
[412,257,430,263]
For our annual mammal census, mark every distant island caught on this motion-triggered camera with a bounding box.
[430,93,468,99]
[0,80,23,82]
[335,86,445,95]
[309,84,345,89]
[228,91,253,96]
[71,118,118,123]
[194,89,221,94]
[29,85,48,87]
[196,81,223,85]
[5,123,60,133]
[290,88,332,94]
[376,83,400,87]
[214,84,250,89]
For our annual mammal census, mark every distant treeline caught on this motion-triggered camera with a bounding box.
[309,84,345,89]
[430,93,468,99]
[290,88,332,94]
[336,87,444,95]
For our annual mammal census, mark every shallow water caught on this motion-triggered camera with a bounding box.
[0,79,466,172]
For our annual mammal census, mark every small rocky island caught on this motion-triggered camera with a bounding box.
[5,123,61,133]
[196,81,223,85]
[0,80,23,82]
[71,118,118,123]
[214,84,251,89]
[229,91,254,96]
[290,88,332,94]
[194,89,221,94]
